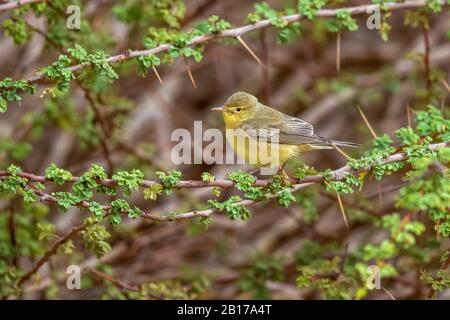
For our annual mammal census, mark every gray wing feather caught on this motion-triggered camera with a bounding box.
[242,115,323,145]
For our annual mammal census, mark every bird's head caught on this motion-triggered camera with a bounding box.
[211,91,258,126]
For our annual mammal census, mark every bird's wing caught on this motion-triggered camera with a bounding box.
[279,114,314,136]
[241,115,324,145]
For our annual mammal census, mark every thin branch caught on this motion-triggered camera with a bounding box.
[0,0,44,13]
[15,1,444,86]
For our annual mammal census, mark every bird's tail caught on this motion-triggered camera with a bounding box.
[315,135,361,148]
[328,139,360,148]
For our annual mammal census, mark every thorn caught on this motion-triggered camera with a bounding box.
[325,181,350,230]
[357,105,377,139]
[441,78,450,93]
[332,143,350,159]
[336,32,341,73]
[382,286,396,300]
[183,57,197,89]
[152,66,164,85]
[236,36,264,67]
[336,192,349,230]
[406,103,412,128]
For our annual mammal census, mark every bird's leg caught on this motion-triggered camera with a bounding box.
[276,162,288,175]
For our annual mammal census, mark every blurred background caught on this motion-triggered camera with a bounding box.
[0,0,449,299]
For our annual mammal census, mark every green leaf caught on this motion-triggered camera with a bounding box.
[277,189,295,207]
[298,0,326,20]
[45,163,73,185]
[81,221,111,258]
[201,172,215,182]
[156,170,182,195]
[112,169,144,196]
[143,183,163,200]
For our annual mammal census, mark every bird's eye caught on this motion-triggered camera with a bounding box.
[236,108,242,112]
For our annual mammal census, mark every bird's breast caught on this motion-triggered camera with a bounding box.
[225,129,298,166]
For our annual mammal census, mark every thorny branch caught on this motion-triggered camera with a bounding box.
[11,1,446,85]
[0,142,446,222]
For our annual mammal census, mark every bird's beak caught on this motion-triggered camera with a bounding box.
[211,106,225,112]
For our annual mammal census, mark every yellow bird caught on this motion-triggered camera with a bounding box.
[212,91,359,169]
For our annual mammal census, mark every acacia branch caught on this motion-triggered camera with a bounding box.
[21,0,446,85]
[0,0,44,13]
[0,142,448,192]
[2,142,445,223]
[0,142,447,194]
